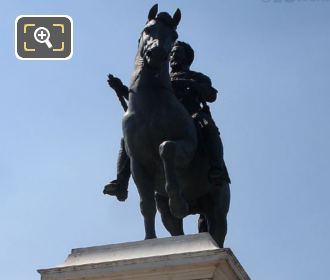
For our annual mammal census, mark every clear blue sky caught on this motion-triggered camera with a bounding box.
[1,1,329,279]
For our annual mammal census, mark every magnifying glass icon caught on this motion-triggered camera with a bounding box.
[34,27,53,48]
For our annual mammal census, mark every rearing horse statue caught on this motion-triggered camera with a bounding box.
[122,4,230,247]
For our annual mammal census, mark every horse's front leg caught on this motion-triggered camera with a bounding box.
[155,192,184,236]
[131,159,157,239]
[159,140,193,219]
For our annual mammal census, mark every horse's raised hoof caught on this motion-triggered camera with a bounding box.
[103,180,128,202]
[168,194,189,219]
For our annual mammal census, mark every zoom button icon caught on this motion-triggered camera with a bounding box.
[16,15,73,60]
[34,27,53,48]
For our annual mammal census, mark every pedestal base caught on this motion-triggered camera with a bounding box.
[38,233,249,280]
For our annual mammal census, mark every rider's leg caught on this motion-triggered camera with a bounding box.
[199,113,229,185]
[116,138,131,187]
[103,138,131,201]
[202,115,223,168]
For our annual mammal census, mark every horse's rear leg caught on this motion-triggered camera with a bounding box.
[198,214,208,233]
[159,141,189,219]
[131,160,157,239]
[205,182,230,248]
[155,193,184,236]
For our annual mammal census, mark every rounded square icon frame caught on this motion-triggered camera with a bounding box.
[15,15,73,60]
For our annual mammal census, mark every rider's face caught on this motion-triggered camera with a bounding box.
[170,46,187,70]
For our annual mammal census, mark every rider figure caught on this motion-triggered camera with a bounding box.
[104,41,230,201]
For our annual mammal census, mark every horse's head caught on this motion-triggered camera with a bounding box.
[138,4,181,71]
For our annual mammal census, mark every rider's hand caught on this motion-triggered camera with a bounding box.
[107,74,123,91]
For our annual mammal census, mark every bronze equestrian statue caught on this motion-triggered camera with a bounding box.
[104,4,230,247]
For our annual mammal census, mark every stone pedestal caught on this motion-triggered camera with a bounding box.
[38,233,250,280]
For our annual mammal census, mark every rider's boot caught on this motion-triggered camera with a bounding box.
[103,138,131,201]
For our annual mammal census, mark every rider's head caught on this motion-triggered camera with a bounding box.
[170,41,194,72]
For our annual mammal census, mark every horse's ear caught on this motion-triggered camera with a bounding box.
[148,4,158,21]
[172,8,181,28]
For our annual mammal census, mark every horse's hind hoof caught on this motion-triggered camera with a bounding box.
[169,195,189,219]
